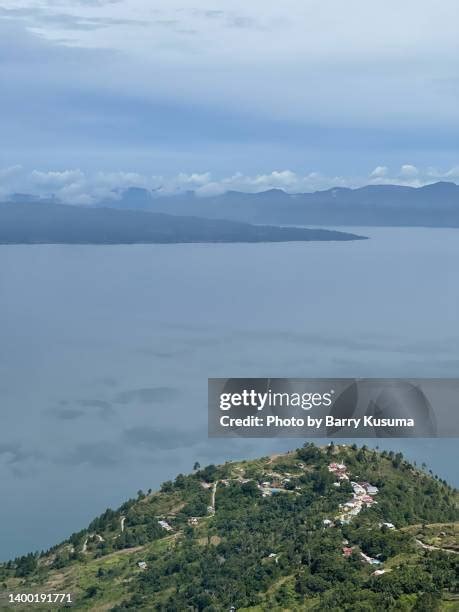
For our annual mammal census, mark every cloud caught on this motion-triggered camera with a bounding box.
[399,164,419,178]
[0,6,145,31]
[370,166,388,179]
[1,6,459,178]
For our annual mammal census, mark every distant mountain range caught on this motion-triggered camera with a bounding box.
[3,182,458,243]
[97,181,459,227]
[0,201,364,244]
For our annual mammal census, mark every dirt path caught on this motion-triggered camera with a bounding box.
[267,453,283,465]
[415,539,459,554]
[209,481,218,513]
[120,516,126,532]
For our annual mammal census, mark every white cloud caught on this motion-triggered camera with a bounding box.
[399,164,419,178]
[2,0,459,129]
[370,166,389,179]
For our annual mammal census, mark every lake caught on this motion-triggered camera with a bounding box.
[0,227,458,559]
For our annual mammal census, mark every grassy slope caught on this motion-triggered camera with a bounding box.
[1,445,458,611]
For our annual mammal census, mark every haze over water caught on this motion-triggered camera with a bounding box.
[1,227,458,559]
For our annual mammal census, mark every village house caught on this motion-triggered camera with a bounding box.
[360,552,382,565]
[328,462,347,474]
[158,520,173,531]
[379,522,395,530]
[138,561,148,570]
[361,494,377,506]
[351,482,366,495]
[188,517,199,526]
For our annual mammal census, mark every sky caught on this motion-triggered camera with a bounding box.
[1,0,459,202]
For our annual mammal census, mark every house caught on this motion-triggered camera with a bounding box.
[344,501,359,509]
[366,485,379,495]
[342,547,354,557]
[328,462,347,474]
[333,482,341,487]
[372,569,386,576]
[138,561,148,570]
[188,517,199,526]
[360,552,382,565]
[351,482,366,495]
[323,519,333,527]
[361,494,377,505]
[158,520,173,531]
[380,522,395,530]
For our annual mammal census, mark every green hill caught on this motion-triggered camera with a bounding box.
[1,444,458,611]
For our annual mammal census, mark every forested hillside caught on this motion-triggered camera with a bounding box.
[1,444,458,611]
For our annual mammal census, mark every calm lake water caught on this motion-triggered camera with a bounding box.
[1,227,458,559]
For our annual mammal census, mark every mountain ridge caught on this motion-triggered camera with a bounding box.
[1,444,457,610]
[0,201,365,245]
[5,181,459,228]
[90,181,459,227]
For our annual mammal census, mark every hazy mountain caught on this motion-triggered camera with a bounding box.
[104,182,459,227]
[0,201,364,244]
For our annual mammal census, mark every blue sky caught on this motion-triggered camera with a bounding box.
[1,0,459,201]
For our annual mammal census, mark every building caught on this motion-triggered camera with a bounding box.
[380,522,395,530]
[158,520,173,531]
[351,482,366,495]
[360,552,382,565]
